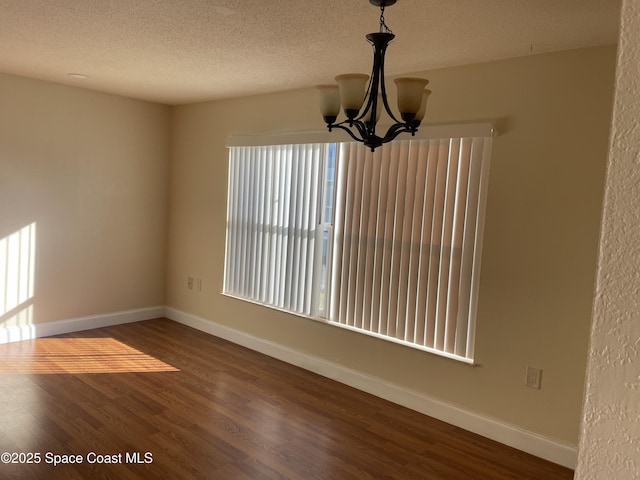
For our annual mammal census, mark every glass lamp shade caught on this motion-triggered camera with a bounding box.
[394,77,430,120]
[414,89,432,122]
[316,85,341,122]
[336,74,369,117]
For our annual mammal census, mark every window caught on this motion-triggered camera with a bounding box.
[224,129,492,362]
[224,143,334,317]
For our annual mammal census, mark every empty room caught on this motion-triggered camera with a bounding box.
[1,1,637,479]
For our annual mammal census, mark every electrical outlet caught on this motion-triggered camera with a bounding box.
[187,276,194,290]
[525,366,542,389]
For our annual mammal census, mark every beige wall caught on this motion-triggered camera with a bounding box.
[166,45,616,444]
[576,0,640,477]
[0,74,170,326]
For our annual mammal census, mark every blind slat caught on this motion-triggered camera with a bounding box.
[406,140,429,343]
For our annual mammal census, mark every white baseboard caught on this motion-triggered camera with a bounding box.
[165,306,577,469]
[0,306,164,344]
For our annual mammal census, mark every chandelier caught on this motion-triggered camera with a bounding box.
[316,0,431,152]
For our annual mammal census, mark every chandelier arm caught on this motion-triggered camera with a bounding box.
[357,53,378,123]
[375,34,400,123]
[379,68,401,124]
[381,123,414,144]
[356,47,382,131]
[326,123,366,144]
[350,119,371,141]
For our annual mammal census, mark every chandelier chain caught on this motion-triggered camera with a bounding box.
[379,6,393,34]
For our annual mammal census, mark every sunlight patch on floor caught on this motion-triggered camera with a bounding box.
[0,337,179,374]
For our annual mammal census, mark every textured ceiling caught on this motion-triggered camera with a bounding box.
[0,0,620,105]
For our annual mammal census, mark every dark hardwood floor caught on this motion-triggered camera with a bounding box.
[0,318,574,479]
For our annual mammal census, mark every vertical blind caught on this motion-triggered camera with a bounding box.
[224,130,492,362]
[329,138,492,360]
[224,144,323,316]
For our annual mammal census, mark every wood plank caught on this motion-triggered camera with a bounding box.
[0,318,574,479]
